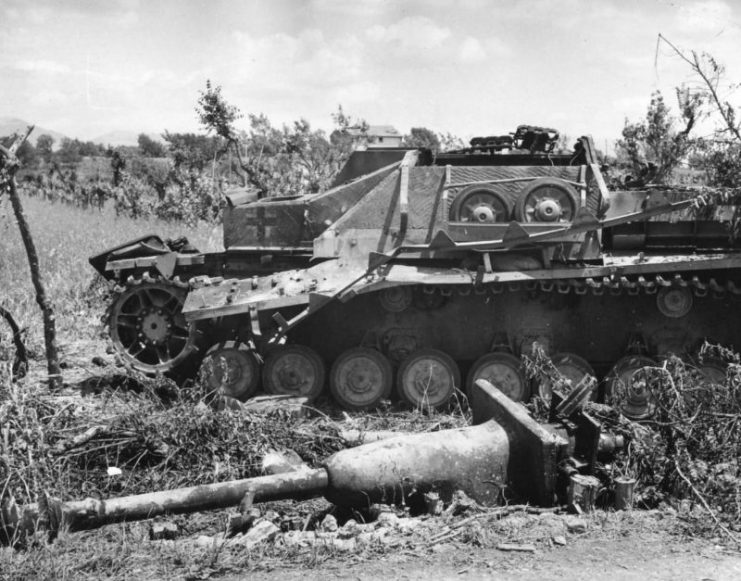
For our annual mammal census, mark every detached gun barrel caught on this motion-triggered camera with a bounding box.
[3,469,329,543]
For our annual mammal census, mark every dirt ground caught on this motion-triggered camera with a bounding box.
[238,526,741,581]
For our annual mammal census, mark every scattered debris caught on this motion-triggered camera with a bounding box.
[149,522,179,541]
[496,542,537,553]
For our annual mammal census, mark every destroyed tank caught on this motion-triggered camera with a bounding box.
[94,125,741,412]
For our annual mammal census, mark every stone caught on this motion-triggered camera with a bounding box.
[376,512,400,528]
[339,519,361,538]
[195,535,217,547]
[397,518,422,534]
[233,519,280,549]
[282,531,315,548]
[226,510,260,537]
[564,516,587,534]
[149,522,179,541]
[552,535,567,546]
[262,449,307,475]
[330,538,357,552]
[320,513,339,532]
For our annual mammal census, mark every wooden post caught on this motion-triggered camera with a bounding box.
[0,126,62,389]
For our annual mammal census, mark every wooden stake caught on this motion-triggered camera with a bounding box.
[1,126,62,389]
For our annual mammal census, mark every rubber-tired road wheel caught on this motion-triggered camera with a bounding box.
[450,185,511,223]
[397,349,460,409]
[108,281,198,376]
[537,352,595,402]
[330,347,393,411]
[467,352,529,402]
[514,177,578,223]
[263,345,325,401]
[200,341,261,401]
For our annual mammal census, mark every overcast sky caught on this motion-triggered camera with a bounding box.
[2,0,740,148]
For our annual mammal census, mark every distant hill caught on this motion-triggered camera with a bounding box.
[0,117,67,147]
[2,117,170,150]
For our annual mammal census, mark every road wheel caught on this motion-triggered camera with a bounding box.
[467,352,529,401]
[604,355,656,402]
[200,341,260,401]
[263,345,325,401]
[397,349,460,409]
[330,347,393,411]
[538,352,594,402]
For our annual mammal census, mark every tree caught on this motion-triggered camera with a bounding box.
[162,132,220,171]
[656,35,741,187]
[36,134,54,163]
[196,82,363,197]
[615,90,701,184]
[15,140,38,168]
[403,127,441,152]
[56,137,82,164]
[138,133,167,157]
[437,132,466,152]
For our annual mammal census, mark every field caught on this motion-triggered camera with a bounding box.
[1,195,741,580]
[0,195,222,356]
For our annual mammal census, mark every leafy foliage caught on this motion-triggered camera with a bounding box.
[615,90,701,185]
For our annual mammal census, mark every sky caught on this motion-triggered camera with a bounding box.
[1,0,741,149]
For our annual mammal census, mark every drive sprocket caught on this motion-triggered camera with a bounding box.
[107,276,199,377]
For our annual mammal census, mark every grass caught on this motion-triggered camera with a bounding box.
[0,194,222,358]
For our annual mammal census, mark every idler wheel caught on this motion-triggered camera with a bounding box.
[514,177,578,223]
[538,352,595,402]
[108,281,197,375]
[200,342,261,401]
[656,286,693,318]
[467,352,529,402]
[449,185,511,223]
[263,345,325,401]
[397,349,460,409]
[330,347,393,411]
[604,355,656,402]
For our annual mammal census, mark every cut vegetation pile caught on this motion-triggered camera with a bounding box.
[0,374,350,507]
[524,344,741,537]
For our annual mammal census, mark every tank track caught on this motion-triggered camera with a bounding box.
[414,273,741,298]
